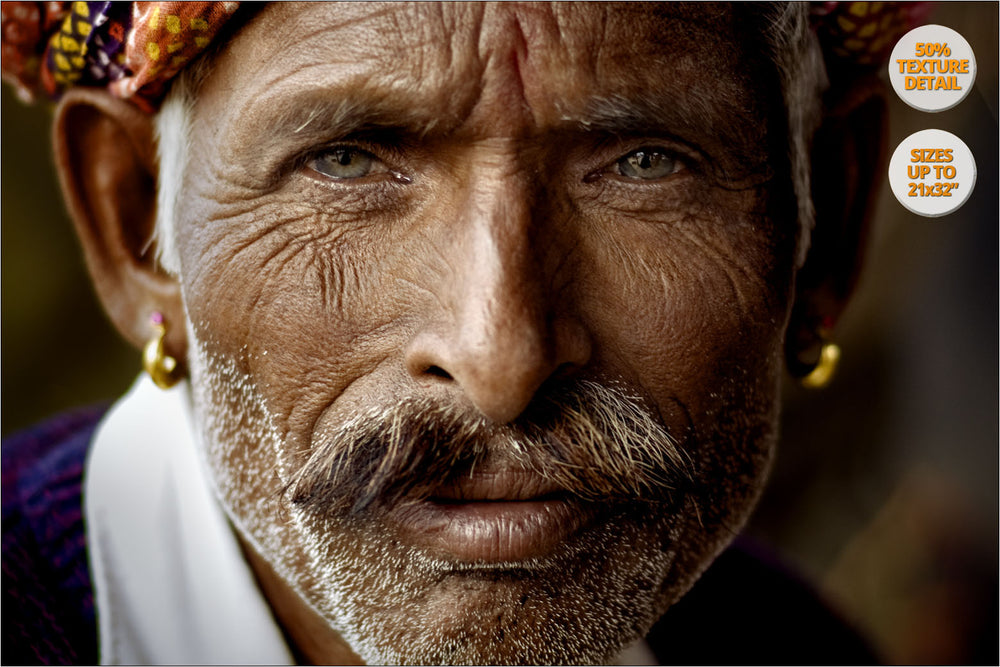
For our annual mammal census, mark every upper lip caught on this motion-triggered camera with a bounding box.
[389,467,595,563]
[429,470,565,502]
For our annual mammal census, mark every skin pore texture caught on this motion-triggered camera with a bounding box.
[163,3,802,664]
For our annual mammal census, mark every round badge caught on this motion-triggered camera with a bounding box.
[888,24,977,112]
[888,129,976,217]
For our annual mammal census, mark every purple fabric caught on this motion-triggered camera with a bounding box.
[2,404,107,665]
[78,2,131,85]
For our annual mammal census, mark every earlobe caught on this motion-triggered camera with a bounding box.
[786,73,888,381]
[52,88,187,368]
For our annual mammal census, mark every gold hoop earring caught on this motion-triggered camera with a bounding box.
[143,312,182,389]
[800,342,841,389]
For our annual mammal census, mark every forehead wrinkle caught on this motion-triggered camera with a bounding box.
[474,3,766,152]
[268,2,413,46]
[207,3,479,108]
[473,2,598,132]
[207,3,407,98]
[204,5,499,151]
[199,1,773,180]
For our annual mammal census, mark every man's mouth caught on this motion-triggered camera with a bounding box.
[385,469,599,563]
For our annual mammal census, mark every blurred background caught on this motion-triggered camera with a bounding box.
[2,2,996,664]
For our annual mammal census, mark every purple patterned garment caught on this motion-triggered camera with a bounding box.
[2,404,107,665]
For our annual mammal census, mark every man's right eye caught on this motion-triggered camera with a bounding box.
[308,147,384,180]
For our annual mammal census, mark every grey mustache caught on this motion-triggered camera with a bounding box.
[284,379,691,516]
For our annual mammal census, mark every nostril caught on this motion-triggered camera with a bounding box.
[404,335,457,382]
[552,361,581,381]
[425,365,453,380]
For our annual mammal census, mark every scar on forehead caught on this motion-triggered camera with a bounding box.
[509,12,530,97]
[457,6,538,131]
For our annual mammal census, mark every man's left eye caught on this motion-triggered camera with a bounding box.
[615,148,680,180]
[309,147,383,180]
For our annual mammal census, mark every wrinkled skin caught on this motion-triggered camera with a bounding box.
[125,2,805,664]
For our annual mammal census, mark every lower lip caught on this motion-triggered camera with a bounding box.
[387,495,597,563]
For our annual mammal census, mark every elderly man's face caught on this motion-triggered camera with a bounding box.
[174,2,796,663]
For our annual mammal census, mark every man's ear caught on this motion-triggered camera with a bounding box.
[786,74,888,377]
[53,87,187,368]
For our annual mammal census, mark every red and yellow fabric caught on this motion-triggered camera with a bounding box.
[2,1,238,111]
[2,1,930,113]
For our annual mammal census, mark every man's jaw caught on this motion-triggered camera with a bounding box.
[190,339,696,663]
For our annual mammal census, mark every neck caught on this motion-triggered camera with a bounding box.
[238,537,364,665]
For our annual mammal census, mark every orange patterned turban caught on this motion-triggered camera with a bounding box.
[1,1,240,112]
[1,1,929,113]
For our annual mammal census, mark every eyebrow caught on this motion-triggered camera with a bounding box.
[289,96,442,139]
[572,90,767,162]
[575,93,710,135]
[239,82,469,153]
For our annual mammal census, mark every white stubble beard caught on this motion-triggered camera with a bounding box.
[184,323,704,665]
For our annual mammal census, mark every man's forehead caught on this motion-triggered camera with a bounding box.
[197,2,771,164]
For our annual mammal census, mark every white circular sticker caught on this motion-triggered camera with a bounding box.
[889,24,976,112]
[888,129,976,217]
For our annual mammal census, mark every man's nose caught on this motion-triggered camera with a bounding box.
[404,172,591,424]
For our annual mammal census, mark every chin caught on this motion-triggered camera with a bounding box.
[286,499,714,665]
[189,336,778,664]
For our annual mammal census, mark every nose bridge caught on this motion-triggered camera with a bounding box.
[406,149,588,424]
[458,160,545,359]
[451,156,552,416]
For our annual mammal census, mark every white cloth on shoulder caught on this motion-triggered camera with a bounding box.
[84,374,658,665]
[85,375,293,664]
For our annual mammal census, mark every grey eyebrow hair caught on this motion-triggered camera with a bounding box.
[575,91,722,134]
[294,106,322,134]
[271,96,419,139]
[286,97,431,137]
[263,87,751,146]
[250,84,464,146]
[569,94,674,133]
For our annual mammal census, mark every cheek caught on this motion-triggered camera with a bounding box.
[175,186,431,447]
[575,189,794,398]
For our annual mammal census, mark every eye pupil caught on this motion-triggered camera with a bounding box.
[616,148,677,180]
[310,147,378,180]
